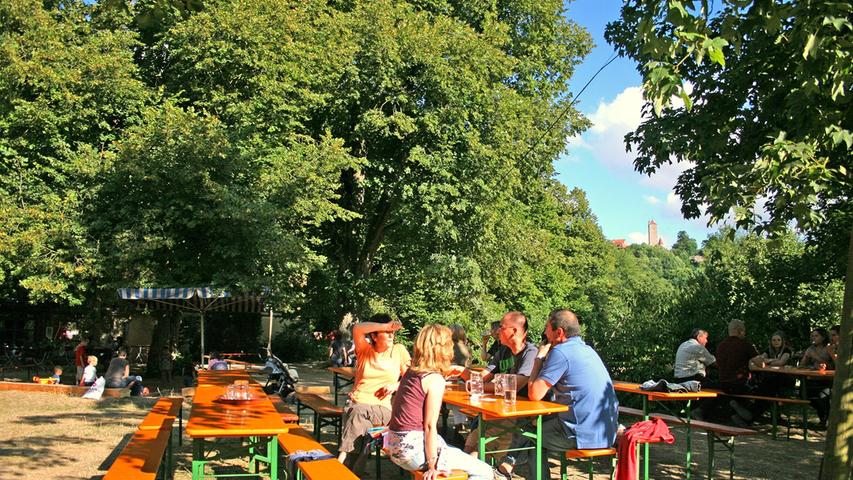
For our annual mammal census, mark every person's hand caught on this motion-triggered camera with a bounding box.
[421,467,450,480]
[387,320,403,332]
[375,383,398,400]
[537,343,551,358]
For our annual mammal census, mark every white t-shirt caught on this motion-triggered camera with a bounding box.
[82,365,97,384]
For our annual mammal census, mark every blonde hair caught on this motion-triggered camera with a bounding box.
[411,324,453,375]
[87,355,98,366]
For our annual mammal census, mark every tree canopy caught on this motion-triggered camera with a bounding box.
[606,1,852,475]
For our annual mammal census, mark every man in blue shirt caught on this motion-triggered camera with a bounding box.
[497,309,619,480]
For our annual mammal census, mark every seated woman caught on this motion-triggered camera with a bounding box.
[337,314,410,472]
[385,324,495,480]
[800,327,835,428]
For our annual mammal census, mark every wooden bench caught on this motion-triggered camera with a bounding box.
[104,417,175,479]
[720,392,810,440]
[0,380,131,397]
[619,406,756,479]
[561,447,617,480]
[139,397,183,446]
[295,392,343,439]
[268,393,299,423]
[278,428,358,480]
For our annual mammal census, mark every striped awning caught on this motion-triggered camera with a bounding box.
[117,287,265,313]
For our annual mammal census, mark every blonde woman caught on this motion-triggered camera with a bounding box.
[385,324,495,480]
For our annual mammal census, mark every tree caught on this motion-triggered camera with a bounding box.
[607,1,852,475]
[670,230,698,258]
[0,0,148,305]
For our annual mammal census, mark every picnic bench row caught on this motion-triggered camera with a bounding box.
[104,397,183,480]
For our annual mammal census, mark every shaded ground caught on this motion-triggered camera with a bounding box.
[0,362,827,479]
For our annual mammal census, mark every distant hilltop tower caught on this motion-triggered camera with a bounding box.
[648,220,658,246]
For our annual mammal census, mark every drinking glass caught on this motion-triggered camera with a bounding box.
[226,384,237,400]
[503,374,516,405]
[465,371,484,401]
[493,374,505,397]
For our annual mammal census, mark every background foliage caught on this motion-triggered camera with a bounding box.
[0,0,846,386]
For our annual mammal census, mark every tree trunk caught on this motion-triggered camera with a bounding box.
[820,227,853,479]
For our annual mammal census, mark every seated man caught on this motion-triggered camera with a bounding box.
[460,311,538,457]
[104,349,144,396]
[498,309,619,480]
[208,351,229,370]
[673,328,716,384]
[701,319,761,425]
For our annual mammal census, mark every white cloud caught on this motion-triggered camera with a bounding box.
[627,232,646,245]
[644,195,660,205]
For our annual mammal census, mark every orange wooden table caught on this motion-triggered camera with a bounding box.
[327,367,355,405]
[188,371,295,480]
[442,385,568,480]
[613,380,717,480]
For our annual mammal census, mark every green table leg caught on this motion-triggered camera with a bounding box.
[192,438,205,480]
[685,399,692,480]
[642,396,649,480]
[268,435,279,480]
[801,377,809,441]
[534,415,543,480]
[477,414,485,459]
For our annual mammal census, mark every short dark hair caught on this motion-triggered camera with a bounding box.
[547,309,580,338]
[369,313,393,324]
[490,320,502,331]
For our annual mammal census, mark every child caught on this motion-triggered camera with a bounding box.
[80,355,98,386]
[51,366,63,384]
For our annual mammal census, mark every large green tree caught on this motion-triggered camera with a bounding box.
[607,1,852,475]
[0,0,149,305]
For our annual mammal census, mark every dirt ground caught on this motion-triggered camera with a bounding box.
[0,362,828,479]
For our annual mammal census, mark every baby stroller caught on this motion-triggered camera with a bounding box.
[261,348,299,400]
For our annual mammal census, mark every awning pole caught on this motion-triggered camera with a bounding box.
[200,311,205,366]
[268,309,273,352]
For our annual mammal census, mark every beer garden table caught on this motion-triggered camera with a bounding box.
[613,380,717,480]
[188,370,296,480]
[748,365,835,440]
[442,384,568,480]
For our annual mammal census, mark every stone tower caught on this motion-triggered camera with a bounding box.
[648,220,658,246]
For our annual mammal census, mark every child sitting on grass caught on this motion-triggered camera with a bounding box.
[51,366,63,384]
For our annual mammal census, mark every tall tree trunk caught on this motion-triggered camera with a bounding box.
[821,227,853,479]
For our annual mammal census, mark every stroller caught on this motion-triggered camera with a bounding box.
[261,348,299,400]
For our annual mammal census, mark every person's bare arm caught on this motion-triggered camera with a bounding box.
[421,374,446,480]
[352,320,402,352]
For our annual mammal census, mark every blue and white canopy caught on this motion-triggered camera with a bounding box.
[117,287,264,313]
[117,287,268,363]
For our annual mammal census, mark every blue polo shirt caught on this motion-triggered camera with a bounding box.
[538,336,619,449]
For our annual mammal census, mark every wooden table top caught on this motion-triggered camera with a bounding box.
[328,367,355,378]
[187,373,292,438]
[612,381,717,400]
[442,387,568,420]
[750,365,836,378]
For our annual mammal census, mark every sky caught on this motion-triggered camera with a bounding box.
[556,0,715,247]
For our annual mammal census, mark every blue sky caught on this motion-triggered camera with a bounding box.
[556,0,715,247]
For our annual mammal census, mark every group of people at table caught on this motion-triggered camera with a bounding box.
[335,310,618,480]
[674,319,839,428]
